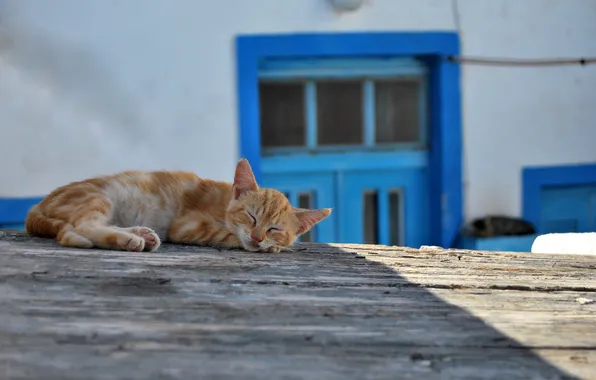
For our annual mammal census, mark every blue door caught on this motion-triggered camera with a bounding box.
[258,57,430,246]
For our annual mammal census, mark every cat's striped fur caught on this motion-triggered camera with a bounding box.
[25,159,331,253]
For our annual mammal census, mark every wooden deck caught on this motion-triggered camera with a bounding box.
[0,230,595,380]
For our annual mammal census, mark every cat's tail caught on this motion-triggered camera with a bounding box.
[25,204,68,238]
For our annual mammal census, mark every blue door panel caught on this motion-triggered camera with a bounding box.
[261,172,336,242]
[340,168,429,247]
[540,185,596,233]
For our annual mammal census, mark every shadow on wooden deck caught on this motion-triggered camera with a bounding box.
[0,230,591,380]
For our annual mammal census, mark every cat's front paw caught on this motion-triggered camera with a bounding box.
[117,234,145,252]
[128,227,161,252]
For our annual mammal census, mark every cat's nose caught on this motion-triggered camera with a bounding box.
[251,234,263,244]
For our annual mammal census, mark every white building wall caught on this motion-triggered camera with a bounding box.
[0,0,595,223]
[460,1,596,220]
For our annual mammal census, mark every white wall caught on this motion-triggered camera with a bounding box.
[460,0,596,220]
[0,0,595,224]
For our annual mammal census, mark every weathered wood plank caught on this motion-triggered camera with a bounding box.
[0,230,595,380]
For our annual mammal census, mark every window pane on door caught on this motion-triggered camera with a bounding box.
[388,190,403,246]
[375,79,422,144]
[363,190,378,244]
[259,82,305,148]
[317,81,363,146]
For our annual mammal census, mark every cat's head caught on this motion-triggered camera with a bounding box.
[225,158,332,252]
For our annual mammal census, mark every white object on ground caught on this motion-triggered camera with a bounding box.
[531,232,596,255]
[419,245,443,251]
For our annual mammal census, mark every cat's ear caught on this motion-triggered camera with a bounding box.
[295,208,332,235]
[233,158,259,199]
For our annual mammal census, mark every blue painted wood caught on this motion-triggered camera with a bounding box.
[287,191,299,209]
[236,43,261,178]
[305,81,317,149]
[258,57,427,79]
[0,223,26,230]
[261,173,336,243]
[591,192,596,231]
[461,235,538,253]
[539,184,596,233]
[363,80,375,147]
[335,170,346,244]
[427,55,463,248]
[236,32,462,248]
[258,66,425,80]
[259,58,432,247]
[522,163,596,230]
[0,197,42,227]
[261,151,428,174]
[259,57,425,70]
[262,142,427,155]
[340,169,429,247]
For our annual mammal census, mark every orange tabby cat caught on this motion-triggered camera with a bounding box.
[25,158,331,253]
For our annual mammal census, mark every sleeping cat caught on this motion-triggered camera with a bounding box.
[25,158,331,253]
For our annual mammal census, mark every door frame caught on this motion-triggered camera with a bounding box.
[235,32,463,248]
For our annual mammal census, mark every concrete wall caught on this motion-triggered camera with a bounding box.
[1,0,595,222]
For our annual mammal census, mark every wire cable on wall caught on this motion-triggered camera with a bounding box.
[446,56,596,67]
[448,0,595,67]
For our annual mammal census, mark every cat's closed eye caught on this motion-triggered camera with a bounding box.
[268,227,282,232]
[246,212,257,225]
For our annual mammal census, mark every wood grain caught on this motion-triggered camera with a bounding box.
[0,230,594,380]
